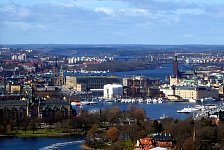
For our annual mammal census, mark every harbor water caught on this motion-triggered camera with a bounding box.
[0,64,199,149]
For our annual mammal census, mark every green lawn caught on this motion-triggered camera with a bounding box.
[5,129,84,137]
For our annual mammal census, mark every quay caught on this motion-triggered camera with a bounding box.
[193,104,224,120]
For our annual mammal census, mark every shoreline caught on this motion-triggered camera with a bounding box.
[80,144,93,150]
[0,131,85,138]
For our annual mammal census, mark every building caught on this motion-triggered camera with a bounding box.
[65,76,122,91]
[12,53,26,61]
[0,100,71,124]
[6,83,21,93]
[134,133,175,150]
[18,53,26,61]
[104,84,123,99]
[160,86,219,100]
[134,138,155,150]
[173,55,179,78]
[152,133,175,148]
[170,55,195,86]
[123,76,160,97]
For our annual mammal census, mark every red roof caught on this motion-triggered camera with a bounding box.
[140,138,153,145]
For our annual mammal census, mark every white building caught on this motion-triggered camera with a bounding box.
[18,53,26,61]
[68,57,75,64]
[104,84,123,99]
[12,54,18,60]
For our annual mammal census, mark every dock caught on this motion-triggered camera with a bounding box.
[193,104,224,120]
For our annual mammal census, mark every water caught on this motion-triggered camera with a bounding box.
[64,64,174,80]
[65,63,194,81]
[76,101,200,120]
[107,64,173,80]
[0,64,196,149]
[0,137,84,150]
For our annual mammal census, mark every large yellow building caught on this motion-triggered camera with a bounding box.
[6,84,21,93]
[65,76,122,91]
[161,86,219,100]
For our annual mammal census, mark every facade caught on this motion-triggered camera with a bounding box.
[0,100,71,124]
[123,76,160,97]
[6,84,21,93]
[123,76,160,87]
[12,53,26,61]
[160,86,219,100]
[65,76,122,91]
[153,133,175,148]
[134,133,175,150]
[104,84,123,99]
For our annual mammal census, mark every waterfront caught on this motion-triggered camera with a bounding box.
[65,63,194,81]
[75,100,223,120]
[0,64,199,150]
[1,101,222,150]
[0,137,84,150]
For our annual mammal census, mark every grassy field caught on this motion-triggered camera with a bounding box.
[3,129,84,137]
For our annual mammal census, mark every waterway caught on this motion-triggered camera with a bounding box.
[65,63,195,81]
[0,137,84,150]
[0,64,198,149]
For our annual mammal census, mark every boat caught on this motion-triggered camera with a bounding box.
[200,97,215,102]
[177,108,191,113]
[157,98,163,104]
[194,105,205,111]
[71,101,82,106]
[81,101,90,105]
[209,114,218,118]
[146,98,152,104]
[89,101,98,105]
[104,99,115,103]
[160,113,168,119]
[177,106,200,113]
[188,99,196,103]
[137,98,144,103]
[152,99,158,104]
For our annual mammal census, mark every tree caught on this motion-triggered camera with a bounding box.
[29,117,40,134]
[152,120,163,133]
[129,106,146,123]
[106,107,121,125]
[87,124,99,138]
[107,127,119,143]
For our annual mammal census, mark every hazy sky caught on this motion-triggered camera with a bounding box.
[1,0,224,44]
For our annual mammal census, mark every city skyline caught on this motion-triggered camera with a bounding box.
[1,0,224,44]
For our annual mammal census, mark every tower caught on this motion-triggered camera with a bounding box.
[54,57,58,77]
[173,55,179,78]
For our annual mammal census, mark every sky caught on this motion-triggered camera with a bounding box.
[1,0,224,44]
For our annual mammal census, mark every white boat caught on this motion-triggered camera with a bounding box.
[160,113,168,119]
[81,101,90,105]
[158,99,163,104]
[209,114,218,118]
[89,101,98,105]
[194,105,205,111]
[131,99,136,103]
[189,99,196,103]
[104,99,115,103]
[71,101,82,106]
[177,108,191,113]
[177,106,200,113]
[146,98,152,104]
[137,98,144,103]
[200,97,215,102]
[152,99,158,104]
